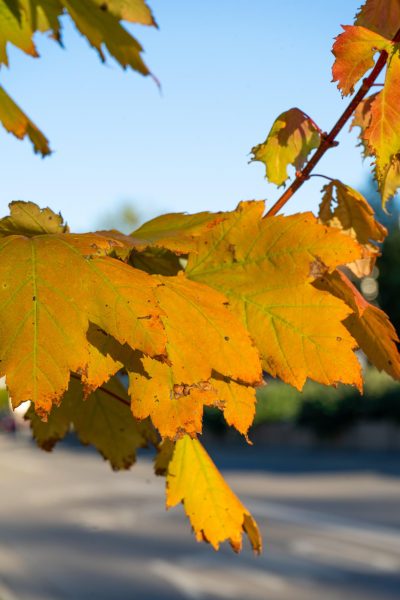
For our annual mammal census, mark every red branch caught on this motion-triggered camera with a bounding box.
[265,28,400,218]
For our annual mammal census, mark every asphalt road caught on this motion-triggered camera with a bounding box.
[0,434,400,600]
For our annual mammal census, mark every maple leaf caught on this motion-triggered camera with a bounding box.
[332,25,391,96]
[0,86,50,156]
[62,0,151,75]
[206,376,257,438]
[186,201,363,391]
[165,435,262,553]
[0,0,157,152]
[355,0,400,40]
[0,0,37,64]
[92,0,156,26]
[0,0,155,74]
[0,201,68,236]
[318,180,386,245]
[250,108,321,186]
[129,356,215,439]
[81,324,134,394]
[129,273,262,438]
[350,92,377,158]
[378,158,400,205]
[26,374,158,469]
[19,0,63,41]
[318,179,387,276]
[351,93,400,205]
[0,205,166,415]
[363,50,400,204]
[129,211,228,254]
[315,270,400,380]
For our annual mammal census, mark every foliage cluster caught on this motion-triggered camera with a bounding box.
[0,0,400,553]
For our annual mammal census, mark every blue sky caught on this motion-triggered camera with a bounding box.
[0,0,372,231]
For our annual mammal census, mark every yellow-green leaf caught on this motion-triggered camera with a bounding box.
[92,0,156,26]
[0,86,50,156]
[20,0,63,39]
[26,375,158,469]
[250,108,321,186]
[0,201,68,236]
[0,0,154,74]
[166,435,262,553]
[0,0,37,64]
[63,0,150,75]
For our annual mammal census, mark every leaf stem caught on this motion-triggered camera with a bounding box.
[265,29,400,218]
[71,372,131,407]
[308,174,336,182]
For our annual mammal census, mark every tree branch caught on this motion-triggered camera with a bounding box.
[265,29,400,218]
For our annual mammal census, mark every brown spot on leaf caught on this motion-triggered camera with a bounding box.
[309,256,328,279]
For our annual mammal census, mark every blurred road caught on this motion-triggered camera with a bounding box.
[0,435,400,600]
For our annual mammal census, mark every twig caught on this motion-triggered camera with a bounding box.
[71,372,131,407]
[265,28,400,217]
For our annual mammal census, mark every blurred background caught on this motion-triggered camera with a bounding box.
[0,1,400,599]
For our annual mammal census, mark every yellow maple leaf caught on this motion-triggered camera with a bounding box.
[209,377,256,438]
[186,201,363,390]
[129,356,215,439]
[166,435,262,553]
[0,223,166,414]
[129,273,262,437]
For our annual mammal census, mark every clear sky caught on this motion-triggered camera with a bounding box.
[0,0,372,231]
